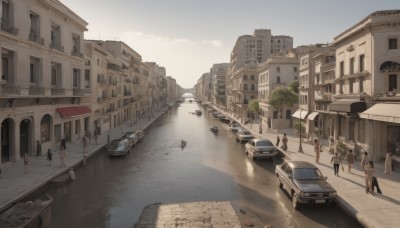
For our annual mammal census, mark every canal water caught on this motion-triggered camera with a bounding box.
[28,99,361,228]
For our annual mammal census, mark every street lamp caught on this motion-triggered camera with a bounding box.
[298,109,304,153]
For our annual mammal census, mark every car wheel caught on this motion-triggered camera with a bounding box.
[277,177,283,189]
[292,192,300,210]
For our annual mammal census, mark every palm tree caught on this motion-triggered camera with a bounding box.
[268,87,298,130]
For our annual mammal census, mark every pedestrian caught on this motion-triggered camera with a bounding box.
[94,130,98,145]
[276,135,280,147]
[46,148,52,166]
[364,161,375,194]
[281,133,288,152]
[259,125,262,134]
[384,150,393,175]
[330,153,342,176]
[60,138,67,167]
[82,136,88,153]
[372,175,382,194]
[360,151,369,171]
[23,152,30,174]
[314,139,321,164]
[346,149,355,173]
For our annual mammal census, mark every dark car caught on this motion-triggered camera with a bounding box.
[275,161,337,209]
[245,139,278,159]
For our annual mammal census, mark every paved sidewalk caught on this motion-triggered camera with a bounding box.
[0,109,168,213]
[216,108,400,228]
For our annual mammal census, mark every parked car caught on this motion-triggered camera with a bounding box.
[245,139,278,159]
[235,129,254,143]
[107,138,130,157]
[229,122,241,132]
[195,110,202,115]
[275,161,337,209]
[210,126,218,133]
[218,115,231,123]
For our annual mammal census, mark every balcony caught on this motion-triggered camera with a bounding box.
[1,19,18,35]
[375,90,400,101]
[73,88,85,96]
[28,33,44,45]
[0,84,20,95]
[71,51,83,58]
[29,85,45,95]
[51,88,65,96]
[50,42,64,52]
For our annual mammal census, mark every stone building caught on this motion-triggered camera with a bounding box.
[1,0,89,162]
[210,63,229,110]
[329,10,400,161]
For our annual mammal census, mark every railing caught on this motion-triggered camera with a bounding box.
[1,19,18,35]
[124,91,131,96]
[97,75,106,83]
[73,88,85,96]
[29,85,45,95]
[50,43,64,52]
[0,84,21,95]
[51,88,65,95]
[28,33,44,45]
[71,51,83,58]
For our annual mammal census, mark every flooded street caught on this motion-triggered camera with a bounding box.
[33,100,361,228]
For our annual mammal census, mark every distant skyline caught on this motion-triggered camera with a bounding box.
[62,0,400,88]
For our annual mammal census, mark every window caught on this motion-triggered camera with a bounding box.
[286,109,291,119]
[250,84,255,90]
[30,57,40,83]
[1,49,14,81]
[29,12,40,40]
[243,75,248,80]
[51,62,61,86]
[294,67,297,72]
[273,111,279,119]
[51,24,61,48]
[85,69,90,88]
[244,84,248,90]
[340,61,344,77]
[75,120,80,135]
[359,54,365,72]
[40,115,51,143]
[277,76,281,83]
[389,74,397,92]
[339,81,343,94]
[359,77,364,92]
[350,57,354,74]
[72,34,80,54]
[349,78,354,94]
[73,69,80,88]
[250,75,254,80]
[1,0,11,31]
[277,67,280,73]
[389,38,398,50]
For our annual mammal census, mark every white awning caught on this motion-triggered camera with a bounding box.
[359,103,400,124]
[307,112,319,120]
[292,109,309,119]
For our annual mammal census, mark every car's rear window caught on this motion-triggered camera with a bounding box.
[293,168,324,180]
[256,140,273,146]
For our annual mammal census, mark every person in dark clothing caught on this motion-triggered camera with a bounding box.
[372,176,382,194]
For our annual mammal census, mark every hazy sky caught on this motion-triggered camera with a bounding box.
[62,0,399,88]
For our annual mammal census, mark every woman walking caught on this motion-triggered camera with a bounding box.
[384,150,393,175]
[330,153,342,176]
[361,152,369,171]
[346,150,355,173]
[60,138,67,167]
[314,139,321,164]
[365,161,375,194]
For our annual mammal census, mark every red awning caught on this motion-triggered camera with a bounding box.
[56,106,91,118]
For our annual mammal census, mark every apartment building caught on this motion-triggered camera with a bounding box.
[329,10,400,161]
[258,53,299,132]
[1,0,89,163]
[210,63,229,110]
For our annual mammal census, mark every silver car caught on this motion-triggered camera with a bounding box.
[235,129,254,143]
[275,161,337,209]
[245,139,278,159]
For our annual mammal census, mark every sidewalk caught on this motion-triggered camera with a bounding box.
[218,108,400,228]
[0,109,169,213]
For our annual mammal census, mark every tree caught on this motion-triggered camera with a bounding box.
[268,87,298,129]
[289,80,299,94]
[247,99,259,122]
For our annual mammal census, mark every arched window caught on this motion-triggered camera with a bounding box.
[40,115,51,142]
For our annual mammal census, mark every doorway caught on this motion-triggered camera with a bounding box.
[20,119,32,157]
[1,118,13,163]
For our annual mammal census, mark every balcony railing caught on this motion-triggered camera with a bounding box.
[29,85,45,95]
[71,51,83,58]
[0,84,21,95]
[73,88,85,96]
[51,88,65,95]
[29,33,44,45]
[1,19,18,35]
[50,42,64,52]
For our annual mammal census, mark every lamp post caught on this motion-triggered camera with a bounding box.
[298,109,304,153]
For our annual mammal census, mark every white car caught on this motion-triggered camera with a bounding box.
[245,139,278,159]
[229,122,241,132]
[235,129,254,143]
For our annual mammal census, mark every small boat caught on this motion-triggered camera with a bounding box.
[181,140,187,148]
[195,110,202,115]
[210,126,219,133]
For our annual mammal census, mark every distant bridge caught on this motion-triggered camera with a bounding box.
[180,88,195,97]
